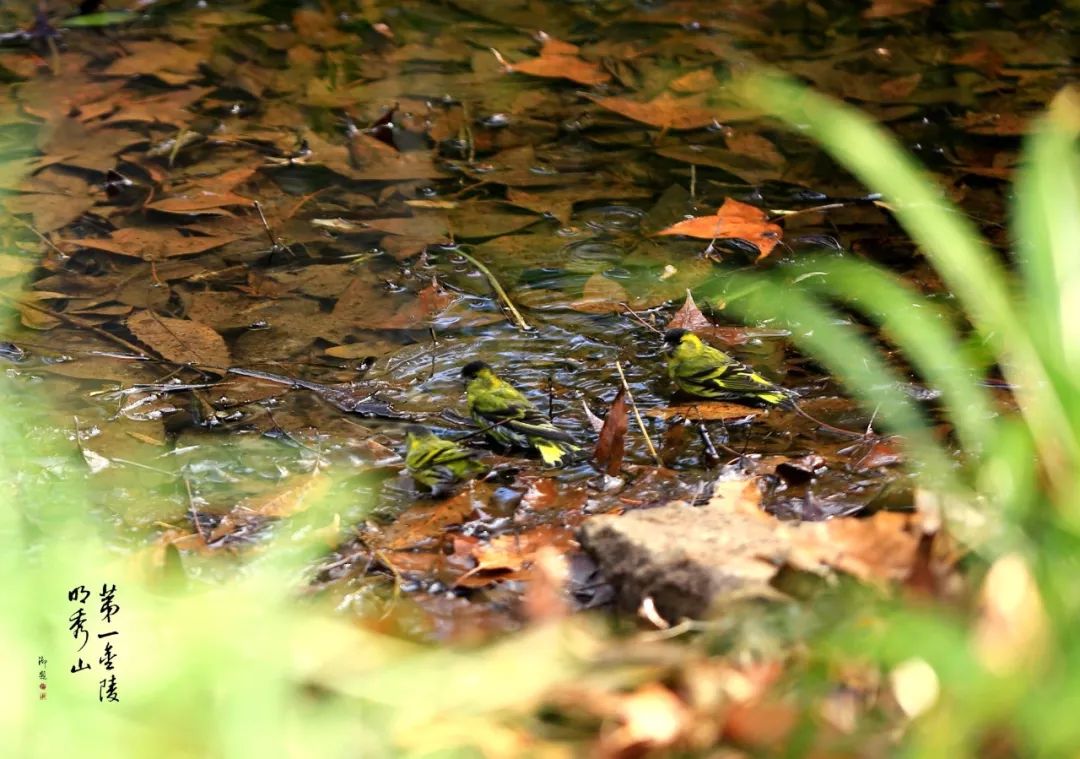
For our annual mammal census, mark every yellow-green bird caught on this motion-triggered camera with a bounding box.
[461,360,580,466]
[404,424,488,495]
[663,328,792,406]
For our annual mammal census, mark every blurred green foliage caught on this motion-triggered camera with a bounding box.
[0,371,598,757]
[728,74,1080,756]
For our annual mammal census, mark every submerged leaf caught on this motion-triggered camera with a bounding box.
[507,34,610,86]
[61,228,239,260]
[127,310,230,368]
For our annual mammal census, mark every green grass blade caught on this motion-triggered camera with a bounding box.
[735,70,1077,500]
[792,257,997,459]
[717,273,957,487]
[1014,86,1080,428]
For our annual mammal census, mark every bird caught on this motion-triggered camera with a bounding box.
[403,424,488,495]
[662,328,792,406]
[461,360,580,466]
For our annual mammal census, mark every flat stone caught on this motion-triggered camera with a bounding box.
[578,478,922,622]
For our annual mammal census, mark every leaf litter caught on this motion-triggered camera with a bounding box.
[0,0,1067,753]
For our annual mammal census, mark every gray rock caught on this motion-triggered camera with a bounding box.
[578,481,785,622]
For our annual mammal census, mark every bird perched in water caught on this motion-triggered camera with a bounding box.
[663,328,792,406]
[404,424,488,495]
[461,360,580,466]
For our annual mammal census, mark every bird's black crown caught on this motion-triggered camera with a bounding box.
[461,360,490,378]
[663,328,689,345]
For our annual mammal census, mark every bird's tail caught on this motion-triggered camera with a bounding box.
[534,438,580,467]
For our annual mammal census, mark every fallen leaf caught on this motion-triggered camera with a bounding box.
[723,132,785,168]
[127,310,230,368]
[570,273,629,313]
[455,524,577,587]
[588,92,753,131]
[210,472,330,541]
[722,698,799,750]
[103,40,206,84]
[655,145,781,184]
[655,198,783,260]
[647,402,763,422]
[378,489,479,551]
[951,42,1005,78]
[60,228,240,260]
[669,68,719,94]
[594,388,628,476]
[299,130,447,181]
[103,87,212,127]
[36,117,145,172]
[507,34,610,86]
[864,0,934,18]
[879,73,922,100]
[330,278,456,331]
[521,546,570,621]
[146,191,252,215]
[954,111,1029,136]
[666,291,713,332]
[505,188,573,225]
[5,168,100,233]
[449,207,541,239]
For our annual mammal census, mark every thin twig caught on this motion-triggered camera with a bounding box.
[614,360,662,466]
[620,303,663,335]
[686,405,745,460]
[182,474,208,541]
[428,326,437,381]
[766,195,880,222]
[0,292,149,357]
[12,215,67,258]
[791,402,867,439]
[46,35,60,76]
[547,370,554,421]
[167,127,189,168]
[865,403,881,435]
[462,101,476,165]
[254,201,278,248]
[455,250,532,331]
[696,419,720,462]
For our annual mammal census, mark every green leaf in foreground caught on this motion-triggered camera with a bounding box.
[60,12,137,28]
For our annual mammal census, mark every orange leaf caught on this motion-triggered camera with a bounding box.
[655,198,783,260]
[455,524,576,587]
[588,92,752,131]
[146,191,252,215]
[513,56,610,86]
[508,34,610,86]
[647,401,763,422]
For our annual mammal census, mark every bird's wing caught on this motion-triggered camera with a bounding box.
[471,381,575,443]
[506,408,576,444]
[683,354,779,394]
[471,384,533,421]
[407,439,467,470]
[429,442,477,467]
